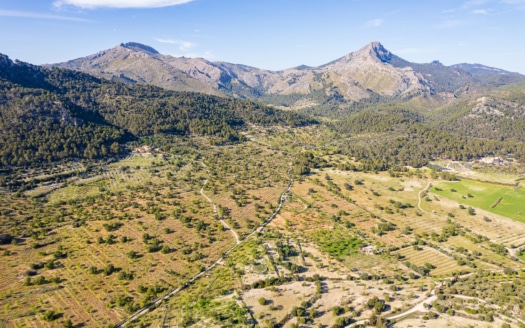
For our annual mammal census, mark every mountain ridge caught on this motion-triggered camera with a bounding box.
[49,41,525,111]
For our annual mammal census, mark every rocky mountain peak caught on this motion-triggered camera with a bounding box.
[120,42,159,55]
[368,41,392,62]
[334,41,394,65]
[48,41,525,109]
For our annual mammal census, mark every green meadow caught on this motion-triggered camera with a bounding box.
[433,179,525,223]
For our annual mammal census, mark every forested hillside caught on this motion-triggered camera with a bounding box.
[435,90,525,143]
[2,52,525,172]
[0,54,315,167]
[333,109,525,170]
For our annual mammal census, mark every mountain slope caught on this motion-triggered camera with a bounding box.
[51,41,525,113]
[51,42,220,95]
[0,54,129,166]
[0,54,315,167]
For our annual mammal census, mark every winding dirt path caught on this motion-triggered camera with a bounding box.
[114,167,293,327]
[386,287,438,321]
[200,164,240,244]
[417,182,432,215]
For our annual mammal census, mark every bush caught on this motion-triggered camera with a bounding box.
[332,305,342,316]
[366,296,385,313]
[118,271,134,281]
[42,310,58,321]
[103,264,116,276]
[0,233,13,245]
[33,276,47,285]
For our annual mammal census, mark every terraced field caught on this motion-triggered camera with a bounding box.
[394,246,469,277]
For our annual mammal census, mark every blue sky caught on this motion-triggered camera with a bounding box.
[1,0,525,73]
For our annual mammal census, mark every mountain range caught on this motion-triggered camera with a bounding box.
[51,41,525,111]
[2,41,525,168]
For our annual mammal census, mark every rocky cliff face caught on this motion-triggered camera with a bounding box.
[317,42,432,100]
[51,41,524,110]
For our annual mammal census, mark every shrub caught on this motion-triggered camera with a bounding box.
[118,271,134,281]
[0,233,13,245]
[42,310,58,321]
[103,264,116,276]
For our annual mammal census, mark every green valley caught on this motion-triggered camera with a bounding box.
[1,41,525,328]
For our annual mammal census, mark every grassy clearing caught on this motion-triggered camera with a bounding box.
[310,229,362,259]
[431,160,525,185]
[433,179,525,223]
[46,155,164,204]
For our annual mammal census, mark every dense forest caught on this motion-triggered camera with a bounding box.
[435,96,525,143]
[0,55,315,167]
[333,110,525,170]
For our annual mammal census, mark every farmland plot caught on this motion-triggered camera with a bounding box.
[394,246,469,277]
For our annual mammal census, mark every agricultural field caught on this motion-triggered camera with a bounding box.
[129,154,525,327]
[1,129,525,327]
[0,135,293,327]
[393,246,469,277]
[432,179,525,223]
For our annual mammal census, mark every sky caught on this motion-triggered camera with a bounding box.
[1,0,525,73]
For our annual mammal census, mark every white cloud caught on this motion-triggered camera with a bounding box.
[472,8,490,14]
[155,38,178,44]
[438,19,465,28]
[154,38,196,51]
[0,9,91,21]
[179,41,195,51]
[464,0,488,7]
[53,0,193,9]
[365,19,384,27]
[501,0,525,9]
